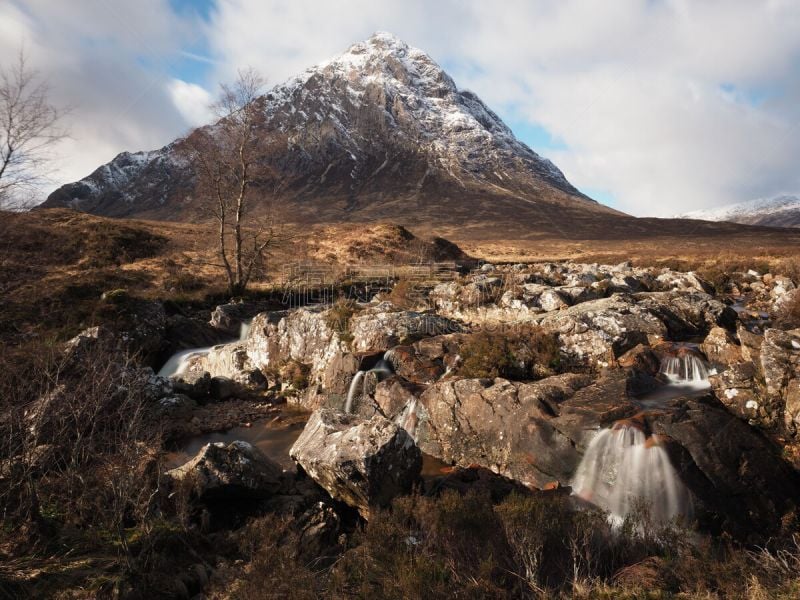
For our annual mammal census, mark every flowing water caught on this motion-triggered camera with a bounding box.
[393,397,419,440]
[158,347,214,378]
[157,318,252,379]
[571,351,708,525]
[571,424,692,526]
[638,350,712,407]
[344,351,396,413]
[344,370,366,414]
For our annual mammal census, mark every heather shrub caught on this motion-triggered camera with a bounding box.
[457,325,560,380]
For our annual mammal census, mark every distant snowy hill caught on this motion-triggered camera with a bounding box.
[678,195,800,228]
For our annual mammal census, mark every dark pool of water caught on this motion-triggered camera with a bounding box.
[636,381,711,409]
[165,411,309,471]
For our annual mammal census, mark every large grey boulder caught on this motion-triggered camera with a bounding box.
[537,295,667,369]
[633,291,737,339]
[709,328,800,434]
[349,303,462,353]
[289,409,421,518]
[701,326,743,368]
[761,328,800,435]
[165,441,285,500]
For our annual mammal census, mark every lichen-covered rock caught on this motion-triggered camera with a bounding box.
[209,302,249,335]
[537,295,667,369]
[654,270,714,294]
[349,305,462,353]
[165,441,285,500]
[709,362,762,425]
[289,409,421,518]
[246,309,357,408]
[633,291,737,339]
[761,328,800,435]
[701,327,743,368]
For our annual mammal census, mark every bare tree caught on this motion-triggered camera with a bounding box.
[0,48,67,210]
[179,68,283,297]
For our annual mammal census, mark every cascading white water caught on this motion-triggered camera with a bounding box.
[157,347,212,378]
[571,424,692,526]
[660,354,709,384]
[344,370,366,414]
[239,319,252,341]
[344,350,397,414]
[393,397,419,439]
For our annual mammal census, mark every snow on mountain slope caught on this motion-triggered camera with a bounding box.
[678,195,800,228]
[42,32,625,235]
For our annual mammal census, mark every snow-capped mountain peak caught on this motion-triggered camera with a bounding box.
[43,32,617,232]
[678,195,800,228]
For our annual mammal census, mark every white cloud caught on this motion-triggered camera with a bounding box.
[6,0,800,216]
[3,0,203,198]
[168,79,214,126]
[204,0,800,216]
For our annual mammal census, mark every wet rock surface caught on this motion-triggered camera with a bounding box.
[414,373,631,489]
[647,398,800,540]
[151,258,800,546]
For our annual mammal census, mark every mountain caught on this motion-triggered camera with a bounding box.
[42,32,630,238]
[678,195,800,229]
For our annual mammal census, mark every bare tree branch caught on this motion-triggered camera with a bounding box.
[0,47,68,210]
[176,68,285,297]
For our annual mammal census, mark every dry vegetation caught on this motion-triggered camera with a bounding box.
[223,490,800,599]
[3,208,800,597]
[457,325,561,380]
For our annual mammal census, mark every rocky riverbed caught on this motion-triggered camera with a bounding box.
[39,260,800,547]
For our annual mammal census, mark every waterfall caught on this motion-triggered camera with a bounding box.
[344,350,398,414]
[157,347,212,378]
[571,424,692,526]
[344,370,366,414]
[660,354,709,384]
[393,397,419,439]
[239,319,252,341]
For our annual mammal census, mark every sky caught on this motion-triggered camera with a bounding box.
[3,0,800,216]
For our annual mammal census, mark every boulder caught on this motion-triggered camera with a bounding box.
[537,295,667,369]
[633,292,737,339]
[384,345,444,384]
[246,309,358,408]
[648,399,800,541]
[209,302,255,336]
[290,409,422,518]
[165,441,285,500]
[709,362,763,426]
[701,327,743,368]
[349,305,462,353]
[373,377,420,420]
[760,328,800,435]
[654,270,714,294]
[538,288,569,312]
[414,373,628,489]
[736,324,764,362]
[617,344,662,394]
